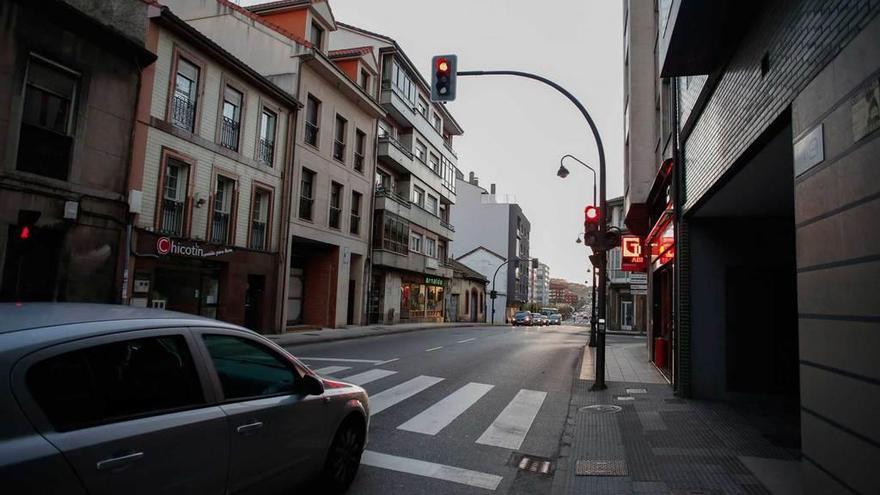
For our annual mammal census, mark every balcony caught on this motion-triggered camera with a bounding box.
[258,138,274,166]
[220,117,240,151]
[210,212,230,244]
[250,221,267,250]
[377,135,413,174]
[171,94,196,132]
[374,190,453,240]
[379,80,416,127]
[373,250,453,279]
[159,199,185,236]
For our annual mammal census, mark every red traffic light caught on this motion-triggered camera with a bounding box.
[436,58,449,73]
[584,205,599,222]
[19,226,30,240]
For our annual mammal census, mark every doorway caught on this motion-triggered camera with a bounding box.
[245,274,265,331]
[347,279,356,325]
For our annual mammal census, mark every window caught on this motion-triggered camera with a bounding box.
[17,56,78,180]
[299,168,315,221]
[354,129,366,173]
[378,211,409,254]
[359,69,370,92]
[410,232,423,253]
[258,108,277,166]
[417,96,428,118]
[415,140,427,162]
[211,176,235,244]
[378,121,390,138]
[438,239,447,262]
[27,335,203,432]
[220,86,243,151]
[385,59,417,106]
[426,195,438,216]
[305,94,320,147]
[440,203,449,223]
[429,153,440,175]
[333,114,347,163]
[376,169,391,192]
[160,158,188,236]
[412,186,425,208]
[203,335,299,400]
[432,113,442,134]
[173,57,199,132]
[425,237,436,258]
[310,22,324,50]
[350,191,362,236]
[250,188,270,250]
[329,181,342,229]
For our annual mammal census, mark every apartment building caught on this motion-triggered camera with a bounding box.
[125,5,299,333]
[164,0,384,328]
[330,23,464,324]
[451,174,530,323]
[606,196,645,332]
[529,262,550,306]
[0,0,154,303]
[657,1,880,492]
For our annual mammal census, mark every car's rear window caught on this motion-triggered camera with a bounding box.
[515,312,530,317]
[27,335,205,431]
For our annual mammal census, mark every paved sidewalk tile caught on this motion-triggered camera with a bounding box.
[553,341,801,495]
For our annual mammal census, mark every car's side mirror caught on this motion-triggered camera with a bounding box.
[302,374,325,396]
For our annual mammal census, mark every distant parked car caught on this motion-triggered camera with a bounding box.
[0,303,369,494]
[513,311,533,326]
[549,313,562,325]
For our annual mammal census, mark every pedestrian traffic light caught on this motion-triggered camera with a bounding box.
[14,210,40,243]
[431,55,457,102]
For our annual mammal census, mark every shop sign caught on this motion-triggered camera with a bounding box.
[424,276,445,286]
[621,235,647,272]
[157,237,233,258]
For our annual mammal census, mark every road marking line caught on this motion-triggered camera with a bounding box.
[476,389,547,450]
[370,376,444,415]
[361,450,502,491]
[376,358,400,366]
[342,369,397,386]
[457,338,476,343]
[425,346,443,352]
[298,356,387,364]
[397,382,494,435]
[313,366,350,375]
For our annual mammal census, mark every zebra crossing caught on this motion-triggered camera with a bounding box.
[307,360,549,450]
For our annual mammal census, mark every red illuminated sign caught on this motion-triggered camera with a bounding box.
[621,235,647,272]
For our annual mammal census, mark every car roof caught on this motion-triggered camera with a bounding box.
[0,303,240,335]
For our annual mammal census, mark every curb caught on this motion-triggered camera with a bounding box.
[270,322,496,347]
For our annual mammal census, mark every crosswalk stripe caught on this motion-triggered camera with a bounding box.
[476,389,547,450]
[361,450,502,491]
[397,382,494,435]
[313,366,350,375]
[370,375,444,415]
[342,369,397,386]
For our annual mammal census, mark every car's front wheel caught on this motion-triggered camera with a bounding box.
[322,418,365,493]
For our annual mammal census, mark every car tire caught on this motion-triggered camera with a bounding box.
[322,417,365,493]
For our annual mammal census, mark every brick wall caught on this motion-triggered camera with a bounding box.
[680,0,880,212]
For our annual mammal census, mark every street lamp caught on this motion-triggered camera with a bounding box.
[559,155,599,349]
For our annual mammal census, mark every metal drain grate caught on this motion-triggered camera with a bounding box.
[578,404,622,414]
[625,388,647,394]
[575,459,627,476]
[616,396,635,401]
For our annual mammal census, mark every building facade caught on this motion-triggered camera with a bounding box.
[125,5,299,333]
[548,278,579,306]
[455,246,507,325]
[0,0,154,304]
[447,259,487,323]
[451,173,530,323]
[330,23,464,324]
[606,196,646,332]
[655,1,880,492]
[529,262,550,306]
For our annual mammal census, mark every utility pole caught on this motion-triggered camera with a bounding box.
[490,259,511,325]
[457,70,609,390]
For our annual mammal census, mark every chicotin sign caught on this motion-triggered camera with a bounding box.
[156,237,233,258]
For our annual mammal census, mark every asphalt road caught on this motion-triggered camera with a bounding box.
[283,324,589,494]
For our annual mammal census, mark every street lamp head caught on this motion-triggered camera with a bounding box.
[575,236,582,244]
[556,164,570,179]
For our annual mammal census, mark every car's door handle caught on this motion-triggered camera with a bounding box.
[236,421,264,434]
[96,451,144,471]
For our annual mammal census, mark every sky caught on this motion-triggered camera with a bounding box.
[241,0,624,284]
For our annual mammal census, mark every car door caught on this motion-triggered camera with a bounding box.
[12,328,229,495]
[193,329,328,494]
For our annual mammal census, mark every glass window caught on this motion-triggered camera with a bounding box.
[172,57,199,132]
[203,335,299,400]
[432,114,442,133]
[417,96,428,118]
[305,94,320,147]
[429,153,440,175]
[211,176,234,244]
[425,237,436,257]
[415,140,427,162]
[310,22,324,49]
[220,86,243,151]
[27,335,204,432]
[259,109,276,166]
[329,182,342,229]
[426,194,438,215]
[410,233,423,253]
[299,168,315,221]
[250,189,270,250]
[354,129,366,172]
[333,114,347,162]
[412,186,425,207]
[350,191,362,235]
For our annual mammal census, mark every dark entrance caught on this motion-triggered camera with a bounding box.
[347,279,356,325]
[245,274,265,331]
[152,261,222,318]
[1,224,64,301]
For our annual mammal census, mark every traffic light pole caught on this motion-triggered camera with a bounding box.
[490,259,512,325]
[457,70,608,390]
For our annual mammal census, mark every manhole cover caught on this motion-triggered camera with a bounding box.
[575,459,627,476]
[578,404,622,413]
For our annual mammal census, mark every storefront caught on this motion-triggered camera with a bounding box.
[647,210,675,378]
[400,273,445,322]
[130,230,278,333]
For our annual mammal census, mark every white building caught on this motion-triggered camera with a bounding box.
[455,246,507,325]
[530,262,550,306]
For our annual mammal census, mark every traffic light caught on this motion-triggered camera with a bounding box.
[431,55,457,102]
[583,205,601,248]
[14,210,41,242]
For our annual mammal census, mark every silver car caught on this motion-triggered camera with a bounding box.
[0,303,369,494]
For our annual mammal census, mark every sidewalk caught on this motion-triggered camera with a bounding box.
[553,340,802,495]
[265,321,492,347]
